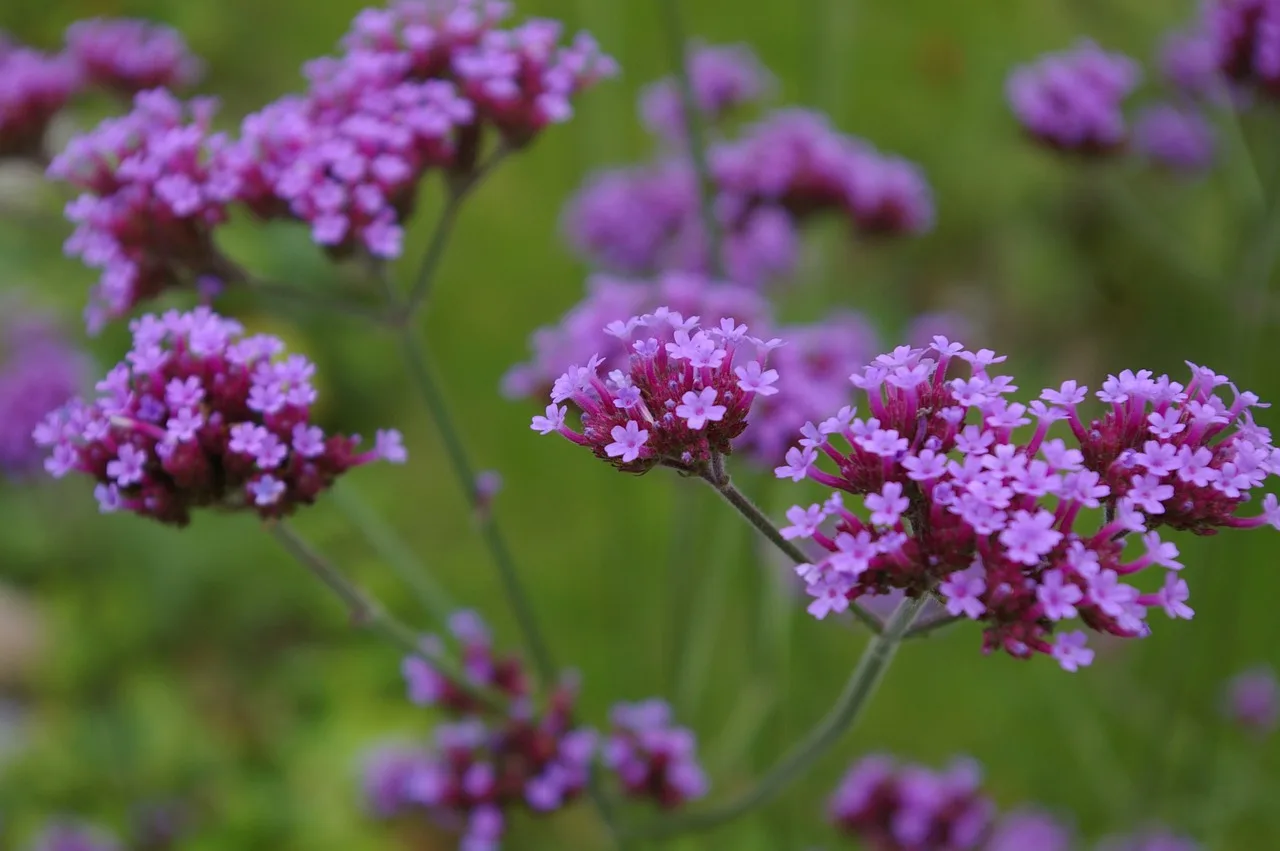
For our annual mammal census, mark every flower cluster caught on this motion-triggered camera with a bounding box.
[1096,828,1202,851]
[35,308,404,526]
[48,90,242,333]
[777,338,1280,669]
[502,271,770,400]
[1007,40,1141,154]
[0,302,87,478]
[369,611,596,849]
[1134,104,1216,172]
[0,43,79,160]
[1204,0,1280,96]
[1223,665,1278,734]
[26,821,122,851]
[639,41,773,142]
[828,755,994,851]
[531,306,782,475]
[603,699,708,808]
[64,18,203,96]
[985,808,1074,851]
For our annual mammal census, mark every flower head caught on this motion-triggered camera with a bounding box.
[1206,0,1280,97]
[532,306,780,474]
[986,808,1074,851]
[1223,665,1278,735]
[0,41,80,161]
[28,821,122,851]
[829,755,994,850]
[1135,104,1216,173]
[777,339,1279,668]
[639,42,773,142]
[36,308,402,526]
[1007,40,1141,154]
[604,699,707,807]
[64,18,203,96]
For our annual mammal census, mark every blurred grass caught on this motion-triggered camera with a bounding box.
[2,0,1280,849]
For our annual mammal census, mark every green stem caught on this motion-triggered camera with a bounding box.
[703,471,882,634]
[903,611,961,639]
[329,481,457,624]
[657,0,724,278]
[624,595,927,841]
[663,481,703,695]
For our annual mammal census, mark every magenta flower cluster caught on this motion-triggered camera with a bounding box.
[0,42,78,160]
[1223,665,1279,734]
[776,338,1280,670]
[531,306,782,474]
[0,302,87,478]
[34,308,405,527]
[603,699,708,808]
[828,755,994,850]
[563,46,932,289]
[49,90,242,333]
[639,41,773,142]
[372,611,596,850]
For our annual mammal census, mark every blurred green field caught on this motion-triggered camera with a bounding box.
[3,0,1280,849]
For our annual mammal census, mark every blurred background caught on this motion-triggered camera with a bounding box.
[1,0,1278,848]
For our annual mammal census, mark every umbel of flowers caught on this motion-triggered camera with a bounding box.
[530,306,780,475]
[35,308,405,526]
[775,338,1280,670]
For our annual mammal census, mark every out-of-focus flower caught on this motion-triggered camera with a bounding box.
[1160,30,1224,102]
[986,808,1074,851]
[48,90,243,332]
[777,339,1280,669]
[372,610,597,849]
[1007,40,1141,155]
[0,43,80,161]
[503,271,770,400]
[36,308,405,527]
[1223,665,1279,734]
[603,699,707,808]
[739,312,877,467]
[1095,826,1201,851]
[639,42,774,142]
[0,303,87,479]
[530,305,781,475]
[1206,0,1280,96]
[27,821,122,851]
[64,18,203,96]
[1134,104,1216,172]
[828,755,994,850]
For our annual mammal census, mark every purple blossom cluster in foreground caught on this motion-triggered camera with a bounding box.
[563,45,932,289]
[362,612,705,848]
[0,301,86,478]
[34,308,405,526]
[530,306,782,474]
[776,338,1280,669]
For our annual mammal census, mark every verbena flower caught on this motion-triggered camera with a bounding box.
[48,90,243,332]
[985,808,1074,851]
[828,755,994,851]
[530,305,781,475]
[1222,665,1278,734]
[739,312,878,467]
[503,271,770,400]
[27,821,122,851]
[603,699,707,808]
[0,303,87,478]
[389,611,596,849]
[1007,40,1141,154]
[230,1,615,261]
[64,18,203,96]
[1206,0,1280,96]
[1160,30,1224,102]
[777,338,1280,669]
[712,108,935,236]
[639,42,774,142]
[1095,827,1201,851]
[1134,104,1216,172]
[361,742,436,818]
[0,42,80,161]
[35,308,404,527]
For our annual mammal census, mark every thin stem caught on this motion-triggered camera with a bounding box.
[396,328,557,686]
[405,148,508,315]
[903,610,961,639]
[657,0,724,278]
[704,471,881,634]
[329,481,457,624]
[247,277,391,324]
[663,481,702,695]
[624,595,927,841]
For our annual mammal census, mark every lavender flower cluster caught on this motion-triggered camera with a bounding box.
[363,612,706,848]
[563,44,932,289]
[35,308,405,526]
[776,338,1279,669]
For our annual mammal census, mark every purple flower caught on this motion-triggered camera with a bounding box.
[1135,104,1216,172]
[605,421,650,463]
[64,18,203,96]
[604,698,708,807]
[36,308,400,526]
[1007,40,1141,154]
[639,42,774,142]
[28,821,122,851]
[986,808,1074,851]
[1206,0,1280,96]
[0,42,80,161]
[1097,825,1202,851]
[360,743,433,818]
[1223,665,1279,734]
[0,304,86,478]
